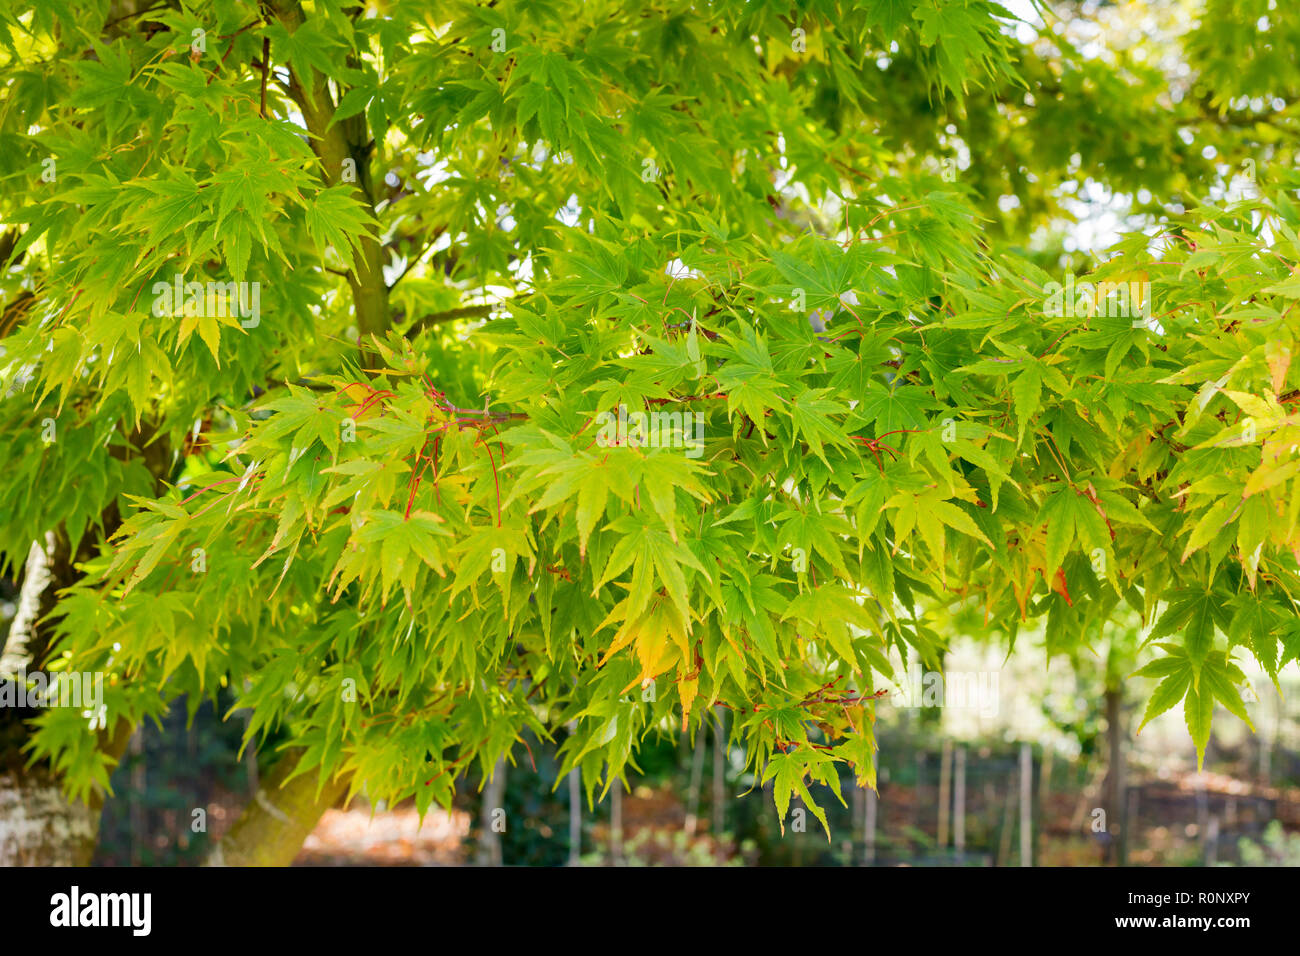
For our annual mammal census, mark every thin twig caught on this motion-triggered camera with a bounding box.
[259,37,270,118]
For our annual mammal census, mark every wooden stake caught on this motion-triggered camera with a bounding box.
[684,729,705,837]
[914,752,925,833]
[712,708,725,839]
[1041,746,1054,803]
[938,738,953,849]
[1205,815,1220,866]
[1019,743,1032,867]
[954,746,966,859]
[998,786,1014,866]
[1122,784,1139,865]
[568,768,581,866]
[610,780,623,866]
[864,788,877,866]
[478,757,507,866]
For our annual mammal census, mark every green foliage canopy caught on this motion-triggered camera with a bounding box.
[2,0,1300,833]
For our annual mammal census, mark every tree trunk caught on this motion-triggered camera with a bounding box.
[1102,686,1125,864]
[476,757,507,866]
[0,533,129,865]
[268,0,388,346]
[0,765,98,865]
[205,749,349,866]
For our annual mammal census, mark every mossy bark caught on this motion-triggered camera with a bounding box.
[205,749,349,867]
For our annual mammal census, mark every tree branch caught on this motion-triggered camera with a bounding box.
[404,304,496,339]
[259,36,270,118]
[268,0,388,343]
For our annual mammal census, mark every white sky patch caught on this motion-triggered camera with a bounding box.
[415,157,453,191]
[998,0,1044,44]
[665,258,704,281]
[1058,179,1127,253]
[383,229,452,287]
[556,194,582,228]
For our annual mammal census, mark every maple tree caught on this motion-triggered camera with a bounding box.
[2,0,1300,864]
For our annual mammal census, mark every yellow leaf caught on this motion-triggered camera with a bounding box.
[197,314,221,365]
[677,673,697,731]
[176,313,198,351]
[1267,338,1292,395]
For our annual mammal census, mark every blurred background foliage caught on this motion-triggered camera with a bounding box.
[76,636,1300,866]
